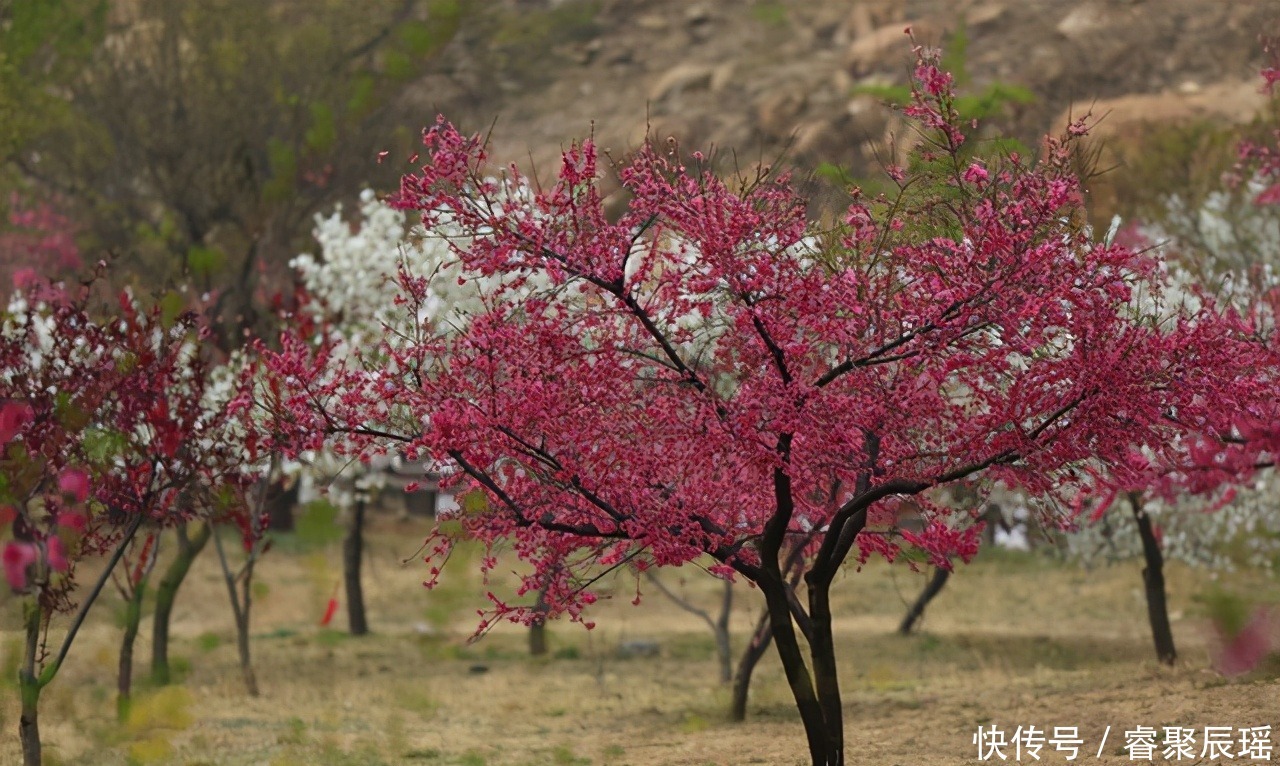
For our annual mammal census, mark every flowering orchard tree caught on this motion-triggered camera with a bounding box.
[1061,256,1279,667]
[254,46,1258,765]
[289,187,542,633]
[0,276,239,766]
[1062,50,1280,669]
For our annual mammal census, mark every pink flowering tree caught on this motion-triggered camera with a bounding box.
[1061,45,1280,669]
[0,275,233,766]
[0,196,82,291]
[253,46,1255,765]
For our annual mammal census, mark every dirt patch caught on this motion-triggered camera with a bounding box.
[414,0,1279,192]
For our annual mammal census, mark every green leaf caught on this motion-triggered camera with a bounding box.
[814,162,854,187]
[83,426,128,463]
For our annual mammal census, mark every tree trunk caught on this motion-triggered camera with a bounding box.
[529,582,550,656]
[343,499,368,636]
[1131,495,1176,665]
[213,529,260,696]
[152,522,212,685]
[117,581,147,721]
[236,555,260,696]
[19,604,43,766]
[235,616,259,696]
[265,480,298,532]
[713,580,733,685]
[760,574,840,765]
[731,607,774,722]
[19,693,40,766]
[732,538,812,722]
[898,567,950,635]
[806,581,845,764]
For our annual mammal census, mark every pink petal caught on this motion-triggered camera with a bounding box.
[1253,183,1280,207]
[58,468,90,503]
[3,541,37,590]
[45,537,68,573]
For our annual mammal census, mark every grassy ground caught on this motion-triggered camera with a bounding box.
[0,514,1277,766]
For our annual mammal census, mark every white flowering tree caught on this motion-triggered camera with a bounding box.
[288,188,537,634]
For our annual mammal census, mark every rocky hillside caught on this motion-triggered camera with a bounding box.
[410,0,1276,191]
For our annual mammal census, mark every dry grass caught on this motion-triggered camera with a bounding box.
[1,515,1277,766]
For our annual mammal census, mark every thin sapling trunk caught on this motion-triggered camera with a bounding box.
[19,604,42,766]
[731,607,773,722]
[116,533,159,720]
[643,572,734,683]
[151,522,212,685]
[213,526,261,696]
[17,513,144,766]
[898,566,951,635]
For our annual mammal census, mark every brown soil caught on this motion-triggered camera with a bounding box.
[1,514,1276,765]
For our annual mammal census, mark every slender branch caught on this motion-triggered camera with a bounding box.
[643,570,717,633]
[43,512,146,684]
[449,450,624,539]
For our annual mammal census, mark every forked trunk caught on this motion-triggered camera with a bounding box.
[760,574,843,765]
[1131,495,1176,665]
[898,566,950,635]
[806,582,845,763]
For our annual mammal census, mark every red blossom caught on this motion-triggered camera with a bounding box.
[0,401,33,445]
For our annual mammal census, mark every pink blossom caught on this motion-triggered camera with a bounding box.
[3,541,37,590]
[46,536,68,572]
[962,163,989,185]
[12,268,38,289]
[1253,183,1280,207]
[58,468,90,503]
[1262,67,1280,94]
